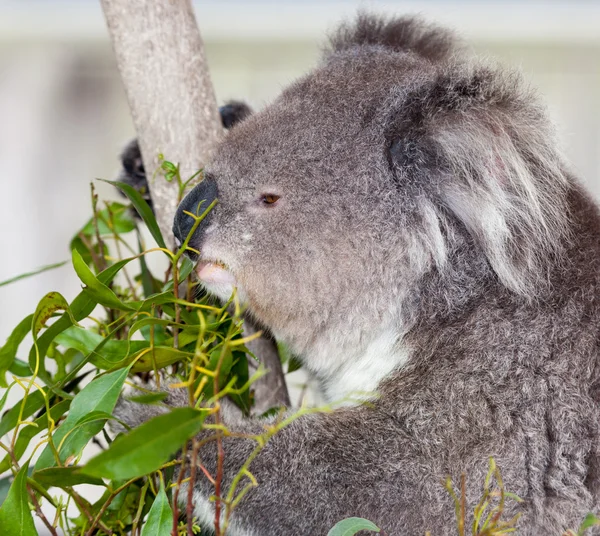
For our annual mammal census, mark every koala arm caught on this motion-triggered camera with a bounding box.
[193,403,437,535]
[115,393,438,535]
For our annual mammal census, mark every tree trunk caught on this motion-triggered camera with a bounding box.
[100,0,289,410]
[100,0,222,244]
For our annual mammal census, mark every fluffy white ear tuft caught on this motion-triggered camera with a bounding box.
[437,111,570,295]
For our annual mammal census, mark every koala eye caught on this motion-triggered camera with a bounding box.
[261,194,280,205]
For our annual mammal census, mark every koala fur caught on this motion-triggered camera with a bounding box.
[118,14,600,535]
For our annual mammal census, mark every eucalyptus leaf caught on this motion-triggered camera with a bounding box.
[32,466,104,489]
[29,291,79,384]
[28,256,138,380]
[138,234,160,298]
[0,383,13,413]
[35,367,129,470]
[55,326,191,372]
[72,248,136,312]
[0,462,37,536]
[82,407,206,480]
[0,261,66,288]
[32,291,77,339]
[56,326,148,369]
[102,179,167,250]
[80,202,136,236]
[0,390,45,437]
[0,399,71,474]
[0,315,33,387]
[162,255,195,291]
[140,480,173,536]
[327,517,380,536]
[578,513,600,534]
[9,359,32,378]
[131,346,192,373]
[71,233,111,268]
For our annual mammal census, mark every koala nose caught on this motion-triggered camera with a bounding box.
[173,176,218,254]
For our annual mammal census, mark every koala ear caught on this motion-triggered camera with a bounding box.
[219,100,252,129]
[328,13,459,63]
[391,67,571,295]
[438,69,571,295]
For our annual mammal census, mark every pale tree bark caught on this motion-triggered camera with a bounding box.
[100,0,290,409]
[101,0,222,243]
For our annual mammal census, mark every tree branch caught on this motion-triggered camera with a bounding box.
[100,0,222,244]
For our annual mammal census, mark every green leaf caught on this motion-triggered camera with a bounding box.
[80,202,136,236]
[32,291,77,339]
[70,234,108,268]
[162,256,195,291]
[9,359,32,378]
[55,326,191,372]
[140,480,173,536]
[287,356,303,374]
[32,466,104,489]
[35,367,129,470]
[139,291,180,309]
[0,462,37,536]
[0,474,11,506]
[0,315,33,387]
[198,346,235,400]
[103,179,166,249]
[127,317,182,341]
[131,347,191,373]
[578,513,600,535]
[0,261,66,288]
[228,350,251,412]
[0,390,45,437]
[0,384,13,413]
[138,235,160,298]
[327,518,380,536]
[82,407,206,480]
[72,248,135,312]
[28,256,138,381]
[29,291,78,384]
[56,326,147,370]
[0,400,71,474]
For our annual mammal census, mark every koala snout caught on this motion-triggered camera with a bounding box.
[173,176,218,255]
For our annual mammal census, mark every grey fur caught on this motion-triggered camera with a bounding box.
[117,13,600,535]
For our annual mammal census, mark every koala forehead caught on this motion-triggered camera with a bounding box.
[207,47,433,197]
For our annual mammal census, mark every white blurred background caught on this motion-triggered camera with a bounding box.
[0,1,599,533]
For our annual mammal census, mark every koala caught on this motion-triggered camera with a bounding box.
[119,14,600,535]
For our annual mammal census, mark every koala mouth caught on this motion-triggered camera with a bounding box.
[196,260,236,288]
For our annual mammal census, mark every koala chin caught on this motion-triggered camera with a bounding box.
[120,13,600,535]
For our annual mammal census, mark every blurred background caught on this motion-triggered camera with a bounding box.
[1,0,600,387]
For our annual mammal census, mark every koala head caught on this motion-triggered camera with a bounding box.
[174,14,570,386]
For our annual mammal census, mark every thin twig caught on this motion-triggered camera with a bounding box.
[187,439,201,536]
[28,488,59,536]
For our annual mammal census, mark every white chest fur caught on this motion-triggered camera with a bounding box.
[301,328,410,404]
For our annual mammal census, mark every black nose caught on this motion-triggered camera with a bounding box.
[173,176,218,253]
